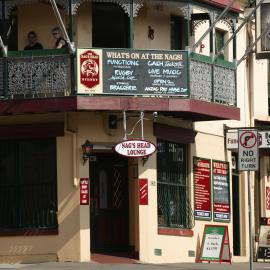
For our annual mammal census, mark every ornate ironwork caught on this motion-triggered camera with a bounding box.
[190,59,212,102]
[1,0,68,18]
[213,65,236,106]
[8,55,70,97]
[113,169,122,209]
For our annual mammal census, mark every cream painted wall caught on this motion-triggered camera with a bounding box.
[17,4,66,50]
[134,5,170,50]
[0,113,81,263]
[76,3,92,48]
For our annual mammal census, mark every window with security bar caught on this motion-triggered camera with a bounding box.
[0,138,58,231]
[157,140,194,229]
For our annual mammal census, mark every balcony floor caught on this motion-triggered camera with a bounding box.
[0,96,240,122]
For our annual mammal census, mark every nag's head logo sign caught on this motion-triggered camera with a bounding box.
[80,50,100,89]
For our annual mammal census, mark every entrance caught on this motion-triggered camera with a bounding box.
[232,153,241,256]
[90,153,129,253]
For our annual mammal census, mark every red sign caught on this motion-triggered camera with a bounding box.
[212,161,230,222]
[80,50,100,89]
[139,179,148,205]
[193,157,211,220]
[114,140,156,158]
[80,178,89,205]
[266,187,270,210]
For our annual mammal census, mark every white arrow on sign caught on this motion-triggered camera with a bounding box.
[226,130,270,150]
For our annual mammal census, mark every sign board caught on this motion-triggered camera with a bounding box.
[212,160,230,222]
[193,157,212,220]
[80,178,89,205]
[238,130,258,171]
[139,179,148,205]
[226,130,270,150]
[267,187,270,210]
[197,225,231,263]
[257,220,270,260]
[114,140,156,158]
[77,49,188,96]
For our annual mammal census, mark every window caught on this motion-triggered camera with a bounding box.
[170,15,184,50]
[92,3,129,48]
[0,138,58,231]
[157,139,193,229]
[215,29,226,60]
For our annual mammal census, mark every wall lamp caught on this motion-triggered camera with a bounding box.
[81,140,93,165]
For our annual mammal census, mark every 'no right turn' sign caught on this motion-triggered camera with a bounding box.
[238,130,258,171]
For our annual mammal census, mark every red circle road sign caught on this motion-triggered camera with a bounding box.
[239,131,257,149]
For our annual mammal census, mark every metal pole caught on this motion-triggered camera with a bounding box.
[123,111,127,140]
[129,0,133,49]
[141,111,144,140]
[49,0,75,53]
[247,170,254,270]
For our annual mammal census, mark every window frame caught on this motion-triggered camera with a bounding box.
[0,138,58,235]
[157,139,193,229]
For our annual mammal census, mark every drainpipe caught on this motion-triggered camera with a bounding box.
[64,113,79,187]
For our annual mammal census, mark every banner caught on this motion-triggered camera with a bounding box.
[193,157,212,220]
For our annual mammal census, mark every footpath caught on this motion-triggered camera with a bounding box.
[0,262,269,270]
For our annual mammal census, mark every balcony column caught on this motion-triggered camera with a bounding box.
[1,0,8,98]
[69,0,75,95]
[129,0,134,49]
[232,19,237,61]
[182,4,192,50]
[209,11,217,57]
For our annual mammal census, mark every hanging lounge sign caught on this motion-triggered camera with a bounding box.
[114,140,156,158]
[77,48,188,96]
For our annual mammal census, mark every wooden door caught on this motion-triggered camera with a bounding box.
[90,153,129,252]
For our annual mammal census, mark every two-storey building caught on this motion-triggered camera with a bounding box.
[0,0,256,264]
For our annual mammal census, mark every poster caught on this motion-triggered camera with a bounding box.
[193,157,212,220]
[212,160,230,222]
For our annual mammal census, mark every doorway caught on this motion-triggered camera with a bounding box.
[232,153,241,256]
[92,3,129,48]
[89,153,129,253]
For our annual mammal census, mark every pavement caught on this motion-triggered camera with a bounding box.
[0,262,270,270]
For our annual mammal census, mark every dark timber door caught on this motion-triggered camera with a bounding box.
[90,153,129,252]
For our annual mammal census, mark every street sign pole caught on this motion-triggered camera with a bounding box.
[238,129,258,270]
[247,170,253,270]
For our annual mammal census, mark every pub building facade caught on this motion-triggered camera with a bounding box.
[0,0,266,264]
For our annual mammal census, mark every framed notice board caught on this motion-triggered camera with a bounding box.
[197,225,231,263]
[212,160,230,222]
[257,218,270,260]
[193,157,212,220]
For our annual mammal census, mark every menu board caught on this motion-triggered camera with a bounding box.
[198,225,231,263]
[193,157,212,220]
[257,218,270,260]
[77,48,188,96]
[212,160,230,222]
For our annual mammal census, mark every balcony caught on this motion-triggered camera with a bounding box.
[0,48,239,121]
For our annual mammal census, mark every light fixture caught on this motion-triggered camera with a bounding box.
[81,140,93,165]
